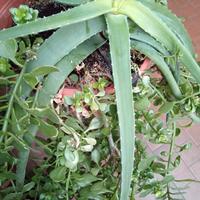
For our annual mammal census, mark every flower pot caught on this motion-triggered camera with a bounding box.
[0,0,27,29]
[140,58,162,79]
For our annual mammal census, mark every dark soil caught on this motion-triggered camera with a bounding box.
[27,0,145,86]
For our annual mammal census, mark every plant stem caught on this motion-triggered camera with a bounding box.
[130,184,136,200]
[142,112,160,135]
[167,120,176,172]
[150,82,166,102]
[65,170,71,200]
[1,65,26,141]
[166,116,176,200]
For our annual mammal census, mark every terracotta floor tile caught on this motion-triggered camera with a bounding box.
[180,182,200,200]
[176,138,200,167]
[146,141,163,152]
[173,161,200,198]
[173,159,195,180]
[175,129,191,146]
[136,194,155,200]
[185,124,200,146]
[190,160,200,180]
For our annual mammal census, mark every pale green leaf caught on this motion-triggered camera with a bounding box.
[135,96,150,111]
[23,73,38,88]
[38,34,105,106]
[0,39,20,65]
[50,166,67,182]
[74,173,101,188]
[131,40,182,98]
[159,101,175,114]
[85,116,104,133]
[39,120,59,138]
[28,107,60,124]
[21,17,106,99]
[106,14,135,200]
[0,0,112,41]
[30,66,58,76]
[121,0,200,84]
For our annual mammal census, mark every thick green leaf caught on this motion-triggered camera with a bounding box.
[85,116,104,133]
[121,0,200,84]
[22,182,35,193]
[131,40,182,98]
[158,101,175,114]
[50,166,67,182]
[91,148,100,165]
[55,0,91,5]
[64,148,79,170]
[106,14,135,200]
[39,120,59,138]
[30,66,58,76]
[139,0,194,55]
[65,117,83,131]
[74,173,101,188]
[16,125,38,191]
[0,39,20,65]
[28,107,61,124]
[140,0,194,55]
[23,66,58,88]
[130,27,168,55]
[38,35,105,106]
[135,96,150,111]
[23,73,38,88]
[22,17,106,98]
[0,0,112,41]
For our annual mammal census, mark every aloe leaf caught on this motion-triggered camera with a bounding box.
[21,17,106,97]
[140,0,194,55]
[54,0,91,5]
[130,27,169,55]
[38,35,105,106]
[120,0,200,84]
[0,0,112,41]
[106,14,135,200]
[16,125,38,191]
[131,40,182,98]
[27,17,105,73]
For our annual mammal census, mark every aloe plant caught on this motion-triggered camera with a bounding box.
[0,0,199,199]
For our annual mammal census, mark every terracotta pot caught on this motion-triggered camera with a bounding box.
[140,58,162,79]
[0,0,27,29]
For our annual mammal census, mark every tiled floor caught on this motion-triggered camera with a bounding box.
[137,123,200,200]
[169,0,200,60]
[137,2,200,199]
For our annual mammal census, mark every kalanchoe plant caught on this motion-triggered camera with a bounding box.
[1,0,200,199]
[10,5,39,25]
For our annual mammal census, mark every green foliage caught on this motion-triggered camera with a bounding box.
[0,0,200,200]
[0,57,11,73]
[10,5,38,25]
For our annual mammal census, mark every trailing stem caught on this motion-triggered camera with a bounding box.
[1,65,27,141]
[166,114,176,199]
